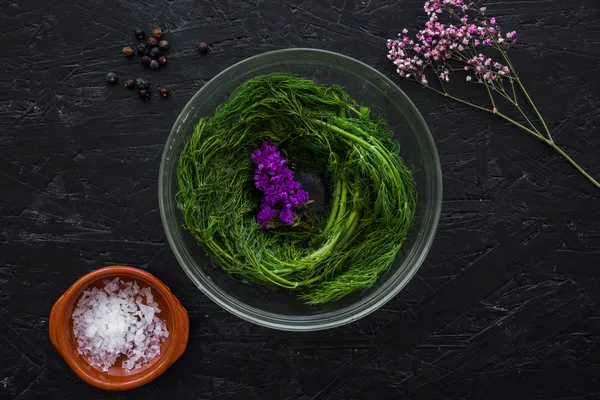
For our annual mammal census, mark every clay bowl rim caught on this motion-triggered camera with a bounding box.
[48,265,189,391]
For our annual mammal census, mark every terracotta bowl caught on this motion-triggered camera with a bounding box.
[49,266,189,391]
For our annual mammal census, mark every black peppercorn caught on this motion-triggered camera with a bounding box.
[158,40,170,51]
[135,78,148,89]
[134,29,145,40]
[106,72,118,84]
[124,79,135,89]
[198,42,209,54]
[136,43,148,55]
[140,55,151,65]
[158,55,167,65]
[122,46,134,57]
[149,60,160,70]
[159,87,169,98]
[149,47,161,58]
[147,37,158,47]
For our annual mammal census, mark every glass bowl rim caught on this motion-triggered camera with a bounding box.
[158,48,442,331]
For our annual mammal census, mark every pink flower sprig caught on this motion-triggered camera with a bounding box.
[387,0,516,85]
[387,0,600,189]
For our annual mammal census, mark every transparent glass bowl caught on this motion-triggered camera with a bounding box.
[159,48,442,331]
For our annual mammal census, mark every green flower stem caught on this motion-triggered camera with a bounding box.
[548,141,600,188]
[313,119,405,201]
[266,180,350,269]
[427,86,490,113]
[334,211,360,251]
[304,182,348,260]
[516,77,552,140]
[485,84,497,111]
[497,48,552,140]
[323,176,342,234]
[494,110,546,142]
[426,86,600,189]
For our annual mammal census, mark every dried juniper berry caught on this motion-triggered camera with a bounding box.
[158,56,167,65]
[136,43,148,55]
[149,47,161,58]
[139,88,151,101]
[124,79,135,89]
[147,37,158,47]
[149,60,160,70]
[159,87,169,98]
[140,55,151,65]
[122,46,134,57]
[198,42,209,54]
[135,78,148,89]
[158,40,170,51]
[152,28,163,38]
[134,29,145,40]
[106,72,118,84]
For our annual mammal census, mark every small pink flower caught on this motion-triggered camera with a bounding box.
[387,0,518,88]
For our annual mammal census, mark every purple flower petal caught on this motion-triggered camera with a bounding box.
[257,206,278,228]
[252,142,310,228]
[279,208,294,225]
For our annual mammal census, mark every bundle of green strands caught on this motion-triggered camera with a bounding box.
[177,74,417,304]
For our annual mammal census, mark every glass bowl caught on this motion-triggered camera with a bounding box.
[159,48,442,331]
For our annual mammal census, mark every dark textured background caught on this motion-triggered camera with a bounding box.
[1,0,600,398]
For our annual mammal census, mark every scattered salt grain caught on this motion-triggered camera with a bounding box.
[72,277,169,372]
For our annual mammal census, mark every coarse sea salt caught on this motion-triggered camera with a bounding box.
[72,277,169,372]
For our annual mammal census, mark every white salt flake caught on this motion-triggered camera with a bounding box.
[72,277,169,372]
[138,303,156,324]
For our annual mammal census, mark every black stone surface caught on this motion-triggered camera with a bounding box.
[1,0,599,398]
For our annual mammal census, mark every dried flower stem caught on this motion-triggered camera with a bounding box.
[388,0,599,188]
[548,141,600,188]
[426,82,600,188]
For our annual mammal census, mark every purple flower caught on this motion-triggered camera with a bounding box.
[257,206,279,228]
[252,142,310,228]
[279,208,294,225]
